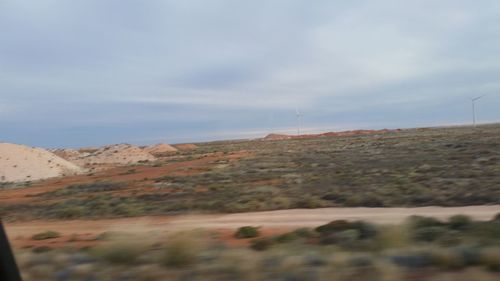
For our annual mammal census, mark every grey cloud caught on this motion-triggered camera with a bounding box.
[0,0,499,147]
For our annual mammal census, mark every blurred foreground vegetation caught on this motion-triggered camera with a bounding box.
[15,214,500,281]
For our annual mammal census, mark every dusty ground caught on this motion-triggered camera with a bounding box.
[5,205,499,249]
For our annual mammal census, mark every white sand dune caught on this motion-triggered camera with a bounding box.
[0,143,84,183]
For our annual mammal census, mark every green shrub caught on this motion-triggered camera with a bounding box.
[316,220,351,234]
[32,246,53,253]
[274,232,298,243]
[448,215,472,230]
[316,220,377,239]
[413,226,448,242]
[315,220,377,246]
[293,228,314,238]
[336,229,362,248]
[250,238,274,251]
[32,231,61,240]
[234,226,260,239]
[351,221,378,239]
[408,216,445,229]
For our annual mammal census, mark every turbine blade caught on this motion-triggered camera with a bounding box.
[472,95,485,101]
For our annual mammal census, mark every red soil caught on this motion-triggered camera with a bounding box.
[0,150,252,205]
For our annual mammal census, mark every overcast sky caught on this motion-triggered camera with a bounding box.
[1,0,500,148]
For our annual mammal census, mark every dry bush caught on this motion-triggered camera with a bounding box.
[234,226,260,239]
[91,235,147,264]
[31,231,61,240]
[161,231,207,268]
[481,247,500,271]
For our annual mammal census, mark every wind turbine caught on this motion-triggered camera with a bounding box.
[471,95,485,127]
[295,109,303,135]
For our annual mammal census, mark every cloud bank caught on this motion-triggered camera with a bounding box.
[1,0,499,147]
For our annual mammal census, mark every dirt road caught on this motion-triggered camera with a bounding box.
[5,205,499,239]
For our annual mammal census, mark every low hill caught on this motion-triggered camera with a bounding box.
[0,143,84,183]
[51,144,157,168]
[78,144,156,166]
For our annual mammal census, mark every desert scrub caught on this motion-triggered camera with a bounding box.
[448,215,472,230]
[32,231,61,240]
[234,226,260,239]
[161,235,199,268]
[91,235,147,264]
[38,181,127,198]
[250,238,274,251]
[54,206,85,219]
[4,124,500,221]
[481,247,500,271]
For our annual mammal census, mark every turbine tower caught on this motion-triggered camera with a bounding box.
[471,95,485,127]
[296,109,303,135]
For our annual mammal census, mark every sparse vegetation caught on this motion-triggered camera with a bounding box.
[234,226,260,239]
[3,125,500,221]
[38,181,126,199]
[250,237,274,251]
[31,231,61,240]
[162,234,199,268]
[90,235,146,264]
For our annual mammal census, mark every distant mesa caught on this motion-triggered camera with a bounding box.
[321,129,392,137]
[263,133,293,141]
[0,143,84,183]
[263,129,395,141]
[173,143,198,151]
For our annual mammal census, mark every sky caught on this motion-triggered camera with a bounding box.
[1,0,500,148]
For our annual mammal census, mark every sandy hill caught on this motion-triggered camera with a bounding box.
[77,144,156,165]
[0,143,84,183]
[144,143,178,155]
[51,144,157,167]
[174,143,198,150]
[50,148,86,160]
